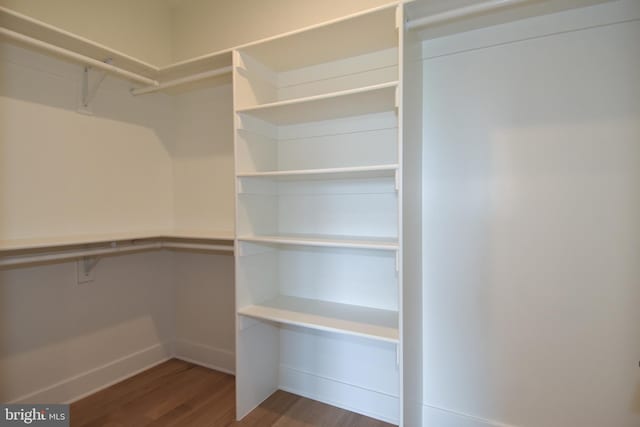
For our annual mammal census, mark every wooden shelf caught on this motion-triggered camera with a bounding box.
[238,295,399,343]
[235,81,398,125]
[238,234,398,251]
[0,230,234,252]
[237,164,398,181]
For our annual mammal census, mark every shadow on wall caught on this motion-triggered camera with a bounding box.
[172,81,233,159]
[0,252,175,403]
[0,41,235,159]
[0,41,179,240]
[0,42,176,155]
[0,40,236,238]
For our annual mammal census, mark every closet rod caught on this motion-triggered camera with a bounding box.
[0,26,159,86]
[0,241,233,267]
[130,66,233,96]
[0,242,162,267]
[407,0,532,30]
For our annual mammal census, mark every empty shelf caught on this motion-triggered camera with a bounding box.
[238,234,398,251]
[238,295,399,343]
[235,82,398,125]
[237,164,398,181]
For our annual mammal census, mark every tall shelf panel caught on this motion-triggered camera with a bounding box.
[233,3,405,425]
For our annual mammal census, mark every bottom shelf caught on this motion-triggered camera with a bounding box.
[238,295,398,343]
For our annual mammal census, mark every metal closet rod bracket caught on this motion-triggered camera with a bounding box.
[82,255,100,275]
[81,240,118,275]
[79,58,112,113]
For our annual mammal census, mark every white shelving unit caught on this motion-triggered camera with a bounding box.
[233,3,409,424]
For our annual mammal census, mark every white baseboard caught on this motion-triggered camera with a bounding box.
[423,404,518,427]
[173,339,235,375]
[279,364,399,425]
[9,342,173,404]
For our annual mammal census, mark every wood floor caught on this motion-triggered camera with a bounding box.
[70,359,395,427]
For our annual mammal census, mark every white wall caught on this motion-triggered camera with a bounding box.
[170,81,236,376]
[0,251,174,403]
[173,251,235,373]
[169,0,395,62]
[172,82,234,233]
[0,0,174,66]
[0,42,175,241]
[421,1,640,426]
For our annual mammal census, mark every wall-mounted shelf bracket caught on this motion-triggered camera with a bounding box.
[79,59,111,114]
[77,255,99,284]
[82,255,100,275]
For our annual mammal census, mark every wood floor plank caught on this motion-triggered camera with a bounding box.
[71,359,395,427]
[157,379,235,427]
[71,359,193,426]
[232,391,301,427]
